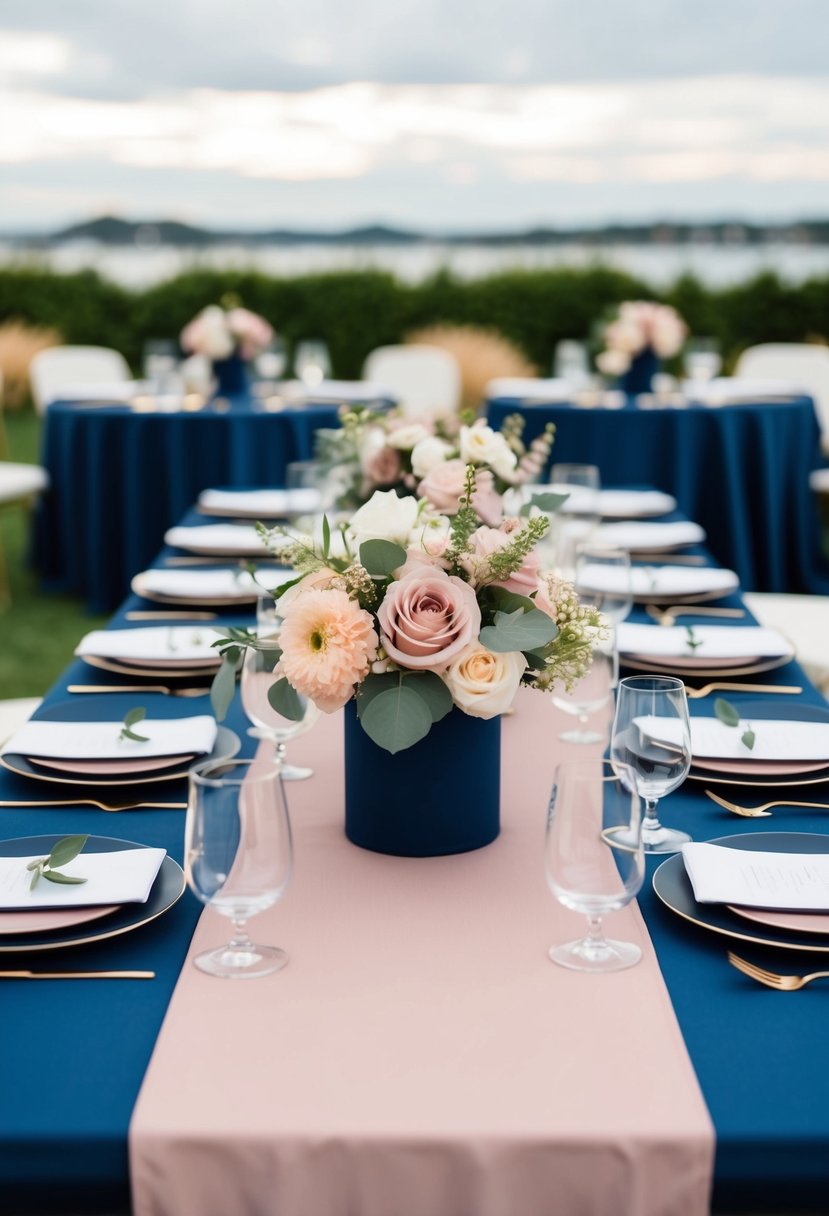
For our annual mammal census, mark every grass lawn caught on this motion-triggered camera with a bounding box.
[1,408,107,698]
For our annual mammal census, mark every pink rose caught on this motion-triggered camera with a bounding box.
[377,566,481,670]
[362,443,402,487]
[462,525,541,595]
[418,459,503,525]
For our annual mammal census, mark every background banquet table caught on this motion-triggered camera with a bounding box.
[32,397,340,612]
[2,511,829,1213]
[487,394,829,595]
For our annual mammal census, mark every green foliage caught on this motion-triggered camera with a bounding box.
[479,607,559,653]
[26,834,89,889]
[360,683,433,753]
[267,677,305,721]
[119,706,149,742]
[5,265,829,391]
[358,539,407,576]
[714,696,755,750]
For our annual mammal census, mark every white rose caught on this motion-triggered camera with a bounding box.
[443,644,526,719]
[198,306,235,360]
[387,423,430,451]
[349,489,420,547]
[459,424,517,479]
[596,348,631,376]
[650,307,687,358]
[411,436,454,478]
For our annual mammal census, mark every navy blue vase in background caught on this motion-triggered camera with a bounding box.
[620,346,659,397]
[344,703,501,856]
[212,351,249,397]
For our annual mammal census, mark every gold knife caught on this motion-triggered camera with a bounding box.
[0,970,156,979]
[125,610,219,620]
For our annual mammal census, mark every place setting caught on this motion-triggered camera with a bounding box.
[131,564,289,608]
[653,831,829,956]
[73,625,224,682]
[593,519,706,553]
[0,702,239,791]
[616,620,796,678]
[163,522,272,558]
[196,487,321,520]
[682,698,829,790]
[576,556,740,604]
[0,832,185,955]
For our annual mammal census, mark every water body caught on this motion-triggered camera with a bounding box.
[2,238,829,288]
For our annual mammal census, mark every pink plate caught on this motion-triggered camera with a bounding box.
[691,756,829,777]
[0,904,119,935]
[728,905,829,935]
[30,752,195,776]
[627,652,763,670]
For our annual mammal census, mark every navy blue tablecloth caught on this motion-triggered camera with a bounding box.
[32,397,340,613]
[487,396,829,595]
[4,508,829,1212]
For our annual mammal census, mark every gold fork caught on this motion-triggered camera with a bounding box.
[0,799,187,812]
[646,605,746,626]
[728,952,829,991]
[67,684,210,698]
[705,790,829,818]
[684,682,803,699]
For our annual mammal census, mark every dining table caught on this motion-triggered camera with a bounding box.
[3,504,829,1215]
[31,393,342,613]
[486,392,829,596]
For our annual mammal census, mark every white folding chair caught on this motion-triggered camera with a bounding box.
[735,344,829,454]
[362,345,461,418]
[29,345,132,414]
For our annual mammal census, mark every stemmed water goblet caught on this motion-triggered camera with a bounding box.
[575,542,633,689]
[544,757,644,972]
[294,340,331,389]
[241,635,320,781]
[610,675,692,853]
[548,462,601,578]
[551,641,614,744]
[185,757,293,978]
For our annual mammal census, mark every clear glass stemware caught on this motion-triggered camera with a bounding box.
[294,339,331,389]
[545,758,644,972]
[610,675,692,853]
[186,757,293,979]
[548,462,601,578]
[551,641,614,743]
[241,639,320,781]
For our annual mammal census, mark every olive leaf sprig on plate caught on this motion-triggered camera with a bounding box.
[26,835,89,890]
[119,707,149,742]
[685,626,703,654]
[714,697,756,750]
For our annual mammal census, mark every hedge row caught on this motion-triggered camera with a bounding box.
[2,264,829,378]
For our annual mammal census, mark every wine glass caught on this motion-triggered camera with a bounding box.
[684,339,721,384]
[549,463,601,578]
[551,639,613,743]
[610,675,692,854]
[294,340,331,389]
[185,757,293,979]
[241,639,320,781]
[575,543,633,687]
[254,336,287,384]
[553,339,589,389]
[544,757,644,972]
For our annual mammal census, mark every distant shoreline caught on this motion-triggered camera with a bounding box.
[2,215,829,249]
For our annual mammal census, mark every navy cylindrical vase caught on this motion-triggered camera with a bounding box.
[620,346,659,396]
[344,703,501,856]
[212,351,249,397]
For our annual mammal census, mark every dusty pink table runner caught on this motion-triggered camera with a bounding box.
[130,694,713,1216]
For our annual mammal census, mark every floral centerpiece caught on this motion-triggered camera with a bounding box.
[180,300,274,396]
[315,410,556,519]
[595,301,687,395]
[212,469,604,856]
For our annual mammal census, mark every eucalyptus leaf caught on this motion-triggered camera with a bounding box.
[210,654,238,722]
[360,685,432,754]
[267,678,305,722]
[258,646,281,674]
[48,835,89,870]
[713,697,740,728]
[479,607,558,653]
[405,672,453,723]
[481,586,536,616]
[42,871,88,886]
[355,672,399,719]
[518,491,569,517]
[359,539,407,577]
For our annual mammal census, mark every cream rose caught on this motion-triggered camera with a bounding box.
[377,566,481,670]
[349,489,420,547]
[459,423,517,480]
[386,423,431,451]
[443,644,526,718]
[411,436,454,479]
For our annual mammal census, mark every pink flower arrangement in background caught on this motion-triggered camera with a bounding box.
[180,303,274,361]
[596,301,687,377]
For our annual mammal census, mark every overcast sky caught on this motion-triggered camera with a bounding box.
[2,0,829,232]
